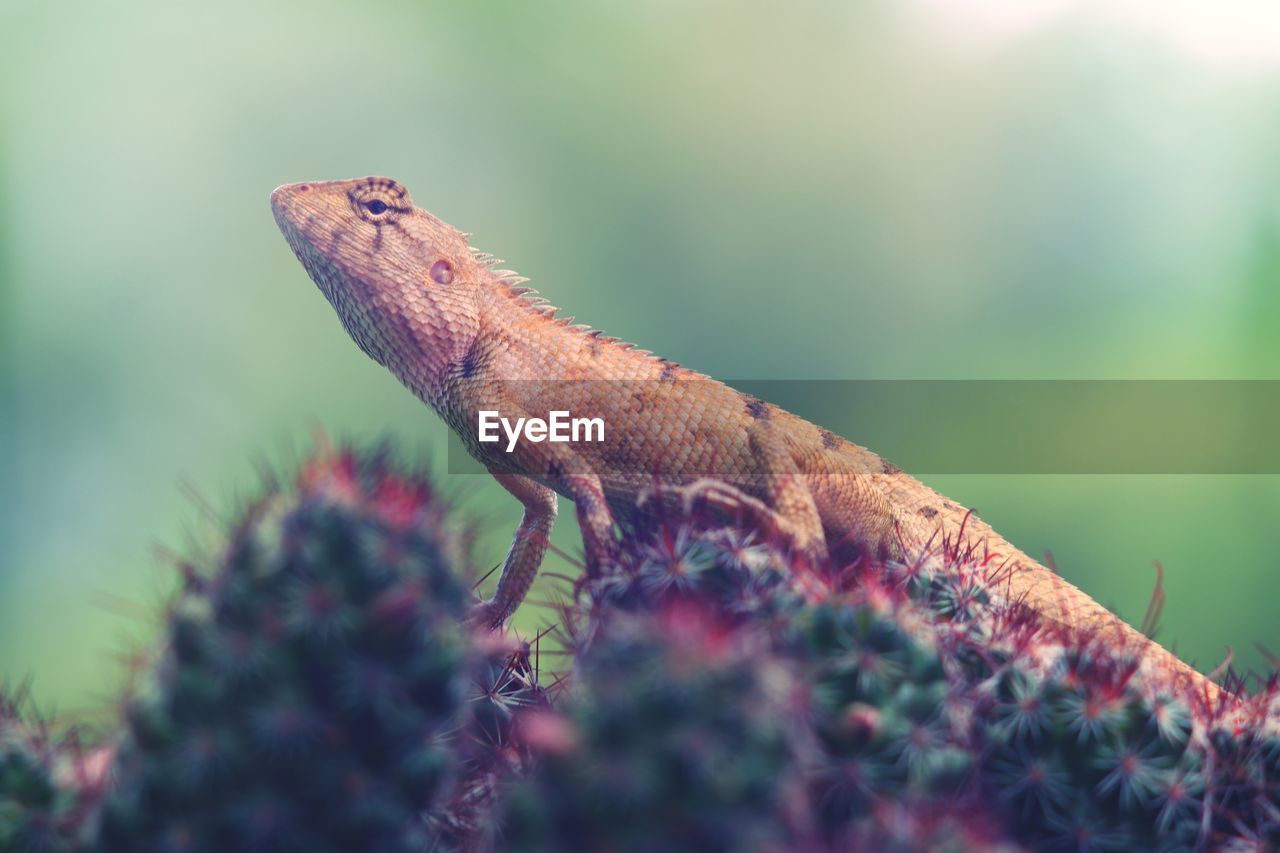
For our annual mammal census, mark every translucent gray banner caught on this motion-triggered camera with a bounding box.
[444,380,1280,475]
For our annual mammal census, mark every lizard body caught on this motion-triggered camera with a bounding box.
[272,176,1219,699]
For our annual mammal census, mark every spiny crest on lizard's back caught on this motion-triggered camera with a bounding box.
[468,242,701,371]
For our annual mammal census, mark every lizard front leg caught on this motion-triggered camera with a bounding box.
[511,429,620,580]
[558,471,620,580]
[473,472,558,629]
[476,396,621,609]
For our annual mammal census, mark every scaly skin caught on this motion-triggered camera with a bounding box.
[271,176,1221,700]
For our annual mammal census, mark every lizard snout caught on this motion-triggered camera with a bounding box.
[270,182,310,214]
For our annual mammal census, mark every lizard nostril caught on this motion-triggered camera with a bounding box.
[297,184,310,193]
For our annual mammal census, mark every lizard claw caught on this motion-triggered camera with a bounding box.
[679,479,774,524]
[697,480,768,516]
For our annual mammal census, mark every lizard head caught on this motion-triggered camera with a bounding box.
[271,177,483,396]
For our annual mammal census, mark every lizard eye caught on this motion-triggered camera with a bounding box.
[430,259,454,285]
[351,179,409,221]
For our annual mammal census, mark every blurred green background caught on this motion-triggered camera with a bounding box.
[3,0,1279,715]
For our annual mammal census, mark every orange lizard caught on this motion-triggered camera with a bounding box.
[271,176,1221,700]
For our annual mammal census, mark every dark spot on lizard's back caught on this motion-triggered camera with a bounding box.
[918,506,938,518]
[881,461,900,475]
[744,397,769,420]
[660,363,677,383]
[820,430,840,450]
[459,342,481,378]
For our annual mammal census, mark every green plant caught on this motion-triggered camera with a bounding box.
[94,450,475,853]
[3,446,1277,851]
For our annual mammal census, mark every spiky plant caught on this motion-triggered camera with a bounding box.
[497,600,814,852]
[485,484,1275,851]
[483,501,1017,852]
[898,550,1279,850]
[426,636,551,851]
[92,449,477,853]
[3,446,1278,852]
[0,685,101,853]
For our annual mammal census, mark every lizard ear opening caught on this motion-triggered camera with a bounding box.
[430,259,455,285]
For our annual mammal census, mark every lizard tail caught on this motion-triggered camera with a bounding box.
[882,476,1226,705]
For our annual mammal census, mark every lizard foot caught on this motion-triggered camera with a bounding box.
[675,479,829,563]
[677,478,775,522]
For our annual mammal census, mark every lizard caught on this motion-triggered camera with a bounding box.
[271,175,1222,701]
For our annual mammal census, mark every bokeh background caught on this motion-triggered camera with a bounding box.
[3,0,1279,715]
